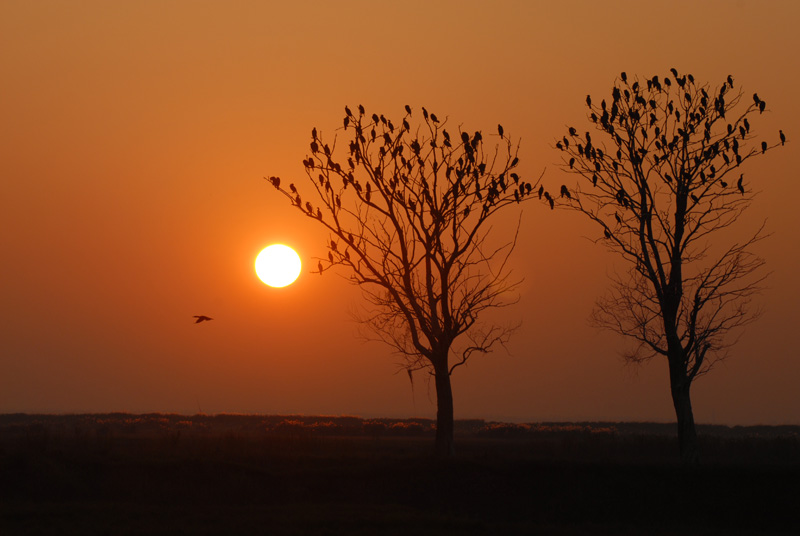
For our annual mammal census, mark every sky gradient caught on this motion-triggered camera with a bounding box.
[2,1,798,424]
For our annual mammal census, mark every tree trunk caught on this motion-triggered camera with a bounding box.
[668,359,700,464]
[432,361,454,459]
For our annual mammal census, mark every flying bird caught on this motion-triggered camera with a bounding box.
[193,315,213,324]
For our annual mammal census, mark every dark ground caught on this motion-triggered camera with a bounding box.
[1,414,798,535]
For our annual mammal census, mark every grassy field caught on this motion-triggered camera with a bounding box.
[1,414,799,535]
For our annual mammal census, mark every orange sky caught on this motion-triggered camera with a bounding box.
[2,1,798,424]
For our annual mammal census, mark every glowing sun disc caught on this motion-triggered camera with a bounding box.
[255,244,301,287]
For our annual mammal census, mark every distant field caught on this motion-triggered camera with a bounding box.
[2,413,799,535]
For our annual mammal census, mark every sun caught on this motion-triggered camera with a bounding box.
[255,244,302,288]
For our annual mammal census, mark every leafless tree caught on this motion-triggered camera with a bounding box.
[554,70,785,463]
[266,105,546,457]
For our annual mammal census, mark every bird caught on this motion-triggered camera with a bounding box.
[498,124,504,138]
[560,185,571,199]
[779,130,786,145]
[586,95,592,107]
[620,71,627,82]
[289,183,297,194]
[318,261,323,274]
[405,104,412,115]
[568,127,577,136]
[267,176,280,188]
[727,74,733,87]
[569,157,575,169]
[193,315,213,324]
[737,175,745,194]
[544,191,554,210]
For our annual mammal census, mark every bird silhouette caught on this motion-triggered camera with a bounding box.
[318,261,323,274]
[727,75,733,87]
[737,175,745,194]
[498,124,504,138]
[193,315,213,323]
[560,185,571,199]
[761,141,767,154]
[779,130,786,145]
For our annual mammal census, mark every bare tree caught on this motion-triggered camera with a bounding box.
[554,70,785,463]
[266,105,546,457]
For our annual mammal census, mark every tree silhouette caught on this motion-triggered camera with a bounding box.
[267,106,546,457]
[554,70,784,463]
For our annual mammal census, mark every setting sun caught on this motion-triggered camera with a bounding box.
[255,244,301,287]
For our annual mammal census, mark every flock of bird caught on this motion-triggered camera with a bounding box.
[555,69,786,215]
